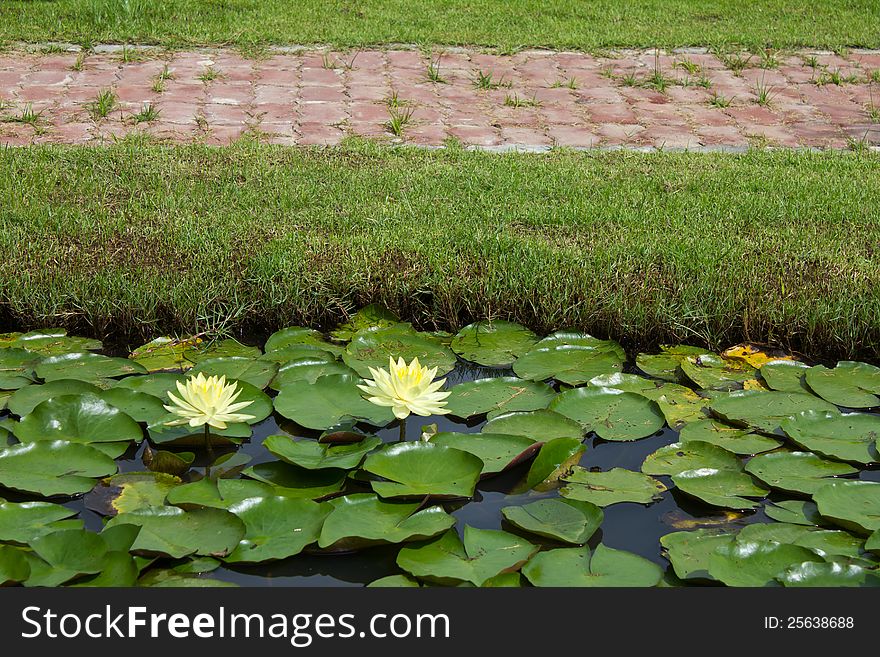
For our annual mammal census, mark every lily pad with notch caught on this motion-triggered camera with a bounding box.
[342,325,457,379]
[243,461,348,499]
[362,442,483,500]
[805,361,880,409]
[780,410,880,465]
[14,393,144,446]
[745,451,857,496]
[274,373,394,430]
[444,377,554,419]
[523,437,585,491]
[560,466,667,507]
[189,357,279,390]
[707,539,825,587]
[812,480,880,535]
[481,409,583,442]
[501,498,603,545]
[450,320,538,367]
[522,544,663,587]
[224,496,330,563]
[264,434,382,470]
[660,529,735,581]
[550,386,665,441]
[678,419,782,455]
[0,440,117,496]
[709,390,838,433]
[36,352,147,383]
[429,432,539,476]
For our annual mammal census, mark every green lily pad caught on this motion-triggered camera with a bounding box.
[264,434,382,470]
[129,337,200,372]
[274,373,394,430]
[106,507,245,559]
[330,305,399,342]
[0,545,30,585]
[450,320,538,367]
[265,326,342,356]
[709,390,838,433]
[708,540,825,587]
[660,529,735,581]
[866,529,879,553]
[523,437,585,490]
[522,544,663,587]
[318,493,456,550]
[96,387,168,424]
[514,335,624,386]
[261,344,337,365]
[0,348,40,390]
[225,496,330,563]
[641,441,742,477]
[397,527,537,586]
[764,500,823,526]
[482,409,583,442]
[6,379,102,417]
[429,432,539,475]
[367,574,422,588]
[672,468,770,510]
[444,377,554,419]
[243,461,348,499]
[550,387,665,441]
[805,361,880,409]
[86,471,181,515]
[0,500,80,544]
[184,339,261,364]
[1,329,101,355]
[760,360,811,393]
[745,451,857,496]
[142,446,195,476]
[635,345,710,382]
[362,442,483,499]
[147,418,251,446]
[113,372,183,398]
[813,480,880,535]
[36,352,146,383]
[28,528,113,582]
[14,393,143,446]
[679,354,758,391]
[678,419,782,455]
[189,357,279,390]
[0,440,117,496]
[270,357,355,389]
[778,561,875,587]
[167,477,275,509]
[71,551,139,587]
[342,325,456,378]
[591,374,707,431]
[560,466,667,507]
[501,498,603,545]
[737,522,863,558]
[780,410,880,465]
[137,570,237,587]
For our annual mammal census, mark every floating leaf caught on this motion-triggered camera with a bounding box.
[265,326,343,356]
[709,390,837,433]
[87,471,181,515]
[0,545,30,585]
[397,527,537,586]
[264,434,381,470]
[501,498,603,545]
[225,496,330,563]
[362,442,483,499]
[708,540,825,587]
[6,379,101,417]
[270,356,355,389]
[138,569,236,587]
[444,377,554,419]
[330,305,400,342]
[167,477,274,510]
[679,353,758,391]
[813,481,880,535]
[482,409,583,442]
[129,337,200,372]
[745,451,857,496]
[96,387,167,424]
[142,446,195,476]
[113,372,183,397]
[780,410,880,465]
[450,320,538,367]
[550,387,665,441]
[342,325,456,378]
[15,393,143,447]
[189,357,278,390]
[367,574,422,588]
[29,528,112,582]
[0,440,117,496]
[0,500,80,544]
[760,360,811,393]
[522,544,662,587]
[274,373,394,430]
[591,372,707,430]
[514,333,624,386]
[318,493,456,550]
[737,522,863,558]
[560,466,667,507]
[764,500,823,526]
[71,551,139,588]
[523,437,585,490]
[678,418,781,455]
[805,361,880,408]
[1,329,101,355]
[778,561,875,587]
[106,507,245,559]
[243,461,347,499]
[672,468,769,510]
[429,432,538,476]
[0,348,40,390]
[866,530,879,554]
[635,345,709,382]
[660,529,735,581]
[641,441,741,477]
[36,352,146,383]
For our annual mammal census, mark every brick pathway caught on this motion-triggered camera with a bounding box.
[1,46,879,149]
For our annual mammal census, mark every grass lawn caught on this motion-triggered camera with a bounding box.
[1,1,879,51]
[1,140,878,358]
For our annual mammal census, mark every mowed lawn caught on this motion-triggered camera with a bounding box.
[1,141,878,358]
[1,0,879,50]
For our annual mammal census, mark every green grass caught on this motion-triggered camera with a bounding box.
[1,1,878,50]
[0,140,878,359]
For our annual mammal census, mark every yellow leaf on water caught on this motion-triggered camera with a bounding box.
[722,343,796,368]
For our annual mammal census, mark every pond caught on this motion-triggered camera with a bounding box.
[0,310,878,588]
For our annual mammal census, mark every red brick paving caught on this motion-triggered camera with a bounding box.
[1,46,879,149]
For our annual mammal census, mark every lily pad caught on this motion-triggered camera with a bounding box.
[147,417,251,446]
[167,477,275,509]
[86,471,181,515]
[28,528,113,581]
[330,305,399,342]
[522,544,663,587]
[137,569,237,587]
[265,326,342,356]
[264,434,381,470]
[678,419,782,455]
[367,574,422,588]
[225,496,330,563]
[660,529,735,581]
[560,467,667,507]
[635,345,710,382]
[129,337,200,372]
[450,320,538,367]
[709,390,838,433]
[679,354,758,391]
[736,522,863,558]
[113,372,183,398]
[429,432,539,475]
[6,379,101,417]
[550,387,665,441]
[97,387,168,424]
[641,441,742,477]
[780,410,880,465]
[778,561,876,587]
[708,540,824,587]
[501,498,603,544]
[444,377,554,419]
[805,361,880,408]
[270,357,355,389]
[0,440,117,496]
[142,446,195,476]
[514,334,624,386]
[523,437,585,490]
[396,527,537,586]
[14,393,144,446]
[672,468,769,510]
[812,480,880,535]
[1,329,101,355]
[866,530,879,553]
[0,348,40,390]
[274,373,394,430]
[243,461,348,499]
[482,409,583,442]
[745,451,857,496]
[36,352,146,382]
[362,442,483,499]
[764,500,823,526]
[0,500,80,544]
[342,325,456,378]
[591,374,707,430]
[106,507,245,559]
[189,357,279,390]
[318,493,456,550]
[0,545,30,585]
[760,360,811,393]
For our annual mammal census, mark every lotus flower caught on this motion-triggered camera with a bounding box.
[164,372,255,430]
[358,356,451,420]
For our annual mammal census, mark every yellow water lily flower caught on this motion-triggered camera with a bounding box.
[164,372,256,430]
[357,356,451,420]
